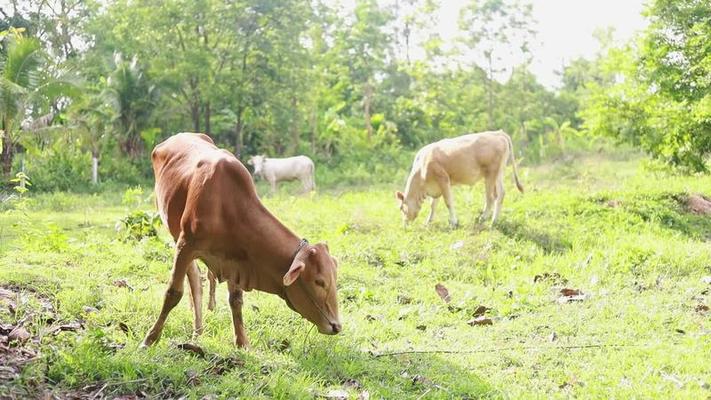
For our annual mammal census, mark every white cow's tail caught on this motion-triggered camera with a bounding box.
[503,132,524,193]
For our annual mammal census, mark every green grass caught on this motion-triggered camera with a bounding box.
[1,154,710,399]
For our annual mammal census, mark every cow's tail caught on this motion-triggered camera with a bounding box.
[503,131,524,193]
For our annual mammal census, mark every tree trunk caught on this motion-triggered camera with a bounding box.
[91,150,99,185]
[310,108,317,154]
[364,81,374,142]
[235,118,243,159]
[191,101,201,133]
[289,97,299,154]
[1,135,13,178]
[486,52,494,130]
[204,100,211,134]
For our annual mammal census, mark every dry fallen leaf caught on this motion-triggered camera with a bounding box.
[118,322,130,334]
[467,316,493,326]
[694,304,709,313]
[48,321,83,335]
[397,294,412,305]
[112,279,134,291]
[472,305,491,317]
[560,288,581,297]
[186,369,201,386]
[434,283,451,303]
[8,326,30,342]
[358,390,370,400]
[177,343,206,357]
[557,288,588,304]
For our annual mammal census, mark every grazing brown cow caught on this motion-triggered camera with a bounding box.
[142,132,341,348]
[396,130,523,227]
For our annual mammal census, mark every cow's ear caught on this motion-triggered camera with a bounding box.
[395,191,404,201]
[283,260,305,286]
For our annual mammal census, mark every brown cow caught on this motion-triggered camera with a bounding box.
[141,133,341,348]
[396,130,523,227]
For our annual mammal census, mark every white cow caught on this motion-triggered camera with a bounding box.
[247,155,316,193]
[396,130,523,227]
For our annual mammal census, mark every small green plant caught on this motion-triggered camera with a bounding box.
[10,171,32,195]
[116,210,161,242]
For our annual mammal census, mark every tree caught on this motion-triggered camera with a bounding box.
[0,30,42,177]
[459,0,535,129]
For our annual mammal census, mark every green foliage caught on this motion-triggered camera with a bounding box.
[579,0,711,172]
[116,209,161,242]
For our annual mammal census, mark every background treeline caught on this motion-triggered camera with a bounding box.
[0,0,708,191]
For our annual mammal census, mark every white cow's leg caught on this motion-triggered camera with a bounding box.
[441,183,458,228]
[491,176,505,225]
[425,197,439,225]
[480,177,496,222]
[269,177,277,194]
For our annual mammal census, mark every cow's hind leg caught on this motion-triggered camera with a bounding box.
[186,261,204,339]
[491,173,505,225]
[207,271,216,311]
[141,240,193,347]
[425,196,439,225]
[480,176,497,223]
[227,280,249,348]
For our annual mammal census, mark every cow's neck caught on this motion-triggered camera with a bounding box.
[404,168,426,207]
[239,203,301,296]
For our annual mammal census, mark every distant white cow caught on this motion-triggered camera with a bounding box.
[247,155,316,193]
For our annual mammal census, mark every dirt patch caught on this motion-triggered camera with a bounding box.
[680,194,711,215]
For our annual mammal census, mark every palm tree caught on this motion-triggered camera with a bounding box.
[0,29,78,179]
[0,30,41,177]
[105,53,158,157]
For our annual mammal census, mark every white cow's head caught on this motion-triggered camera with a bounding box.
[247,155,266,177]
[395,191,421,223]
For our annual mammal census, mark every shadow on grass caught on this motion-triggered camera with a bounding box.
[494,219,572,254]
[292,339,503,399]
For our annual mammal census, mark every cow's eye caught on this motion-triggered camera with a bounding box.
[315,279,326,288]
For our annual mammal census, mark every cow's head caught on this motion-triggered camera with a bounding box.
[282,242,342,335]
[395,191,420,223]
[246,155,266,177]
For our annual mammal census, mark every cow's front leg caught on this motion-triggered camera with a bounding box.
[141,242,192,347]
[269,177,277,194]
[227,280,249,348]
[440,182,458,228]
[425,197,439,225]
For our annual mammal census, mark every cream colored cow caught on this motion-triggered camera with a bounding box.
[396,130,523,227]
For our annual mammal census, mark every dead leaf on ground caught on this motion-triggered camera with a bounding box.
[416,324,427,331]
[176,343,205,357]
[358,390,370,400]
[112,279,134,291]
[396,294,412,305]
[411,374,433,385]
[47,321,83,335]
[557,288,588,304]
[186,369,201,386]
[467,316,493,326]
[343,378,362,389]
[472,305,491,317]
[82,306,99,314]
[695,304,709,313]
[8,326,30,342]
[118,322,130,334]
[205,356,245,375]
[434,283,451,303]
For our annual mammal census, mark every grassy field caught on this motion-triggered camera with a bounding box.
[1,153,710,399]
